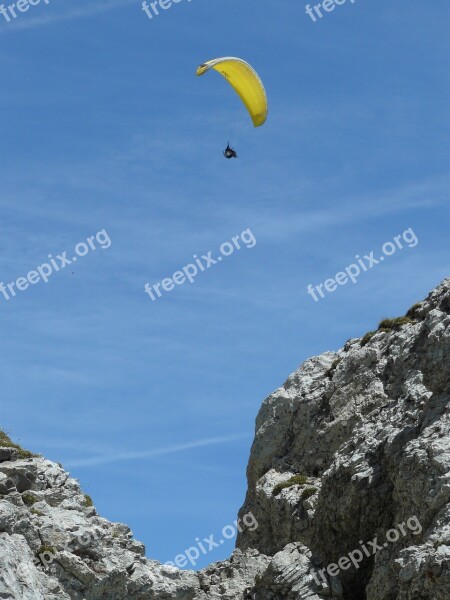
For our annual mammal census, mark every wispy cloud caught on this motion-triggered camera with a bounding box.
[66,434,248,467]
[0,0,136,32]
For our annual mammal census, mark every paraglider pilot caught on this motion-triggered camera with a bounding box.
[224,142,238,159]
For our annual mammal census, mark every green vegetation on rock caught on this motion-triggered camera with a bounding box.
[325,358,340,377]
[361,331,377,347]
[83,494,94,508]
[360,311,417,347]
[273,475,308,496]
[36,545,55,557]
[0,430,36,459]
[406,302,422,318]
[22,493,38,507]
[301,487,318,500]
[378,316,415,331]
[30,507,44,516]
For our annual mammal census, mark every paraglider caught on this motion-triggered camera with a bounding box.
[196,57,268,158]
[223,142,238,159]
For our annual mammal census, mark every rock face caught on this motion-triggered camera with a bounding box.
[1,279,449,599]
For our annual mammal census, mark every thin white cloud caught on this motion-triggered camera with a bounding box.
[0,0,136,32]
[66,433,249,467]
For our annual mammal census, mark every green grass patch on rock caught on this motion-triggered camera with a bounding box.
[360,313,417,347]
[325,358,341,377]
[273,475,308,496]
[22,493,38,507]
[378,316,415,331]
[0,430,36,459]
[36,545,56,558]
[30,507,44,516]
[83,494,94,508]
[360,331,377,347]
[406,303,422,318]
[301,487,318,500]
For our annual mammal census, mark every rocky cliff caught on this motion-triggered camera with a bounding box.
[1,279,449,600]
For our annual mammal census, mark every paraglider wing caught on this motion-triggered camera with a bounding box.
[196,57,268,127]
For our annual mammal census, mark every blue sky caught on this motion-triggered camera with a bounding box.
[0,0,449,570]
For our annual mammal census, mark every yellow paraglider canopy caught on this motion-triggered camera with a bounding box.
[196,57,268,128]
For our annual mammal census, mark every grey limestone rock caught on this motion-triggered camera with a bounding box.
[0,278,449,599]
